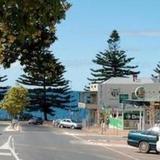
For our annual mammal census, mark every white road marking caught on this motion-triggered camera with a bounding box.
[0,152,12,156]
[4,124,22,132]
[64,131,141,160]
[63,132,84,141]
[103,146,141,160]
[0,135,21,160]
[63,131,131,148]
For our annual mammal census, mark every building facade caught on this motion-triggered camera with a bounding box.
[98,77,160,129]
[78,84,99,126]
[98,77,160,109]
[79,77,160,129]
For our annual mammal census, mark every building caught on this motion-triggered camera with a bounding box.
[98,76,160,129]
[78,76,160,129]
[78,84,99,126]
[98,77,160,108]
[27,89,84,120]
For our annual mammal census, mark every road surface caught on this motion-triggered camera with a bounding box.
[0,123,159,160]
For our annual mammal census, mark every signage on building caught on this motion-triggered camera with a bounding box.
[135,87,145,99]
[111,89,120,97]
[124,111,141,120]
[119,94,128,103]
[132,92,137,99]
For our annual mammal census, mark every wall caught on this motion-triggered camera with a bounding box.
[98,82,160,109]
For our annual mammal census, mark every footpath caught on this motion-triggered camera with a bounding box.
[81,126,129,146]
[43,121,129,146]
[83,125,129,137]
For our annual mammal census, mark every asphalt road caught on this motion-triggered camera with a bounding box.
[0,123,159,160]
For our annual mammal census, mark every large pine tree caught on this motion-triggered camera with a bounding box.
[88,30,139,83]
[17,50,71,120]
[152,62,160,81]
[0,71,7,83]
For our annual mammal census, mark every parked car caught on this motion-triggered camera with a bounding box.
[28,117,43,125]
[58,119,82,129]
[127,126,160,153]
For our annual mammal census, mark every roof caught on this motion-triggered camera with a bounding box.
[102,77,155,85]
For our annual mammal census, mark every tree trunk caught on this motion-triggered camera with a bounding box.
[43,111,48,121]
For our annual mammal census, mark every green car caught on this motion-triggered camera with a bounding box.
[127,127,160,153]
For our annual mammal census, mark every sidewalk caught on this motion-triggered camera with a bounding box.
[0,121,11,125]
[43,121,129,146]
[82,126,129,146]
[4,124,22,132]
[83,126,129,137]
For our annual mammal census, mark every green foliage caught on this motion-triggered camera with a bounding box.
[83,84,90,91]
[17,49,71,120]
[152,61,160,80]
[88,30,139,83]
[17,50,65,86]
[0,74,7,82]
[0,66,7,82]
[0,86,9,101]
[0,0,71,67]
[100,109,110,121]
[1,86,28,117]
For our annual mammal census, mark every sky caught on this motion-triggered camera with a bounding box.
[2,0,160,91]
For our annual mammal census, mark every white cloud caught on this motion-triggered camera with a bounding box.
[121,31,160,37]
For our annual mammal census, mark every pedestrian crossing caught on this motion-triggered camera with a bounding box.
[0,136,21,160]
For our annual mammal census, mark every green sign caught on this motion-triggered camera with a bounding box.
[109,117,123,129]
[124,111,142,120]
[119,94,128,103]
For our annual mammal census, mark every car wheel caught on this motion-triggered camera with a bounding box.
[139,141,150,153]
[71,125,75,129]
[59,124,63,128]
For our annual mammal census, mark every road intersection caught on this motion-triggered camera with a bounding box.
[0,123,159,160]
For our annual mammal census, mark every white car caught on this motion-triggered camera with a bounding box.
[148,125,160,152]
[157,137,160,152]
[148,126,160,133]
[58,119,82,129]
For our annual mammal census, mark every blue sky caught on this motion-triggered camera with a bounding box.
[2,0,160,91]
